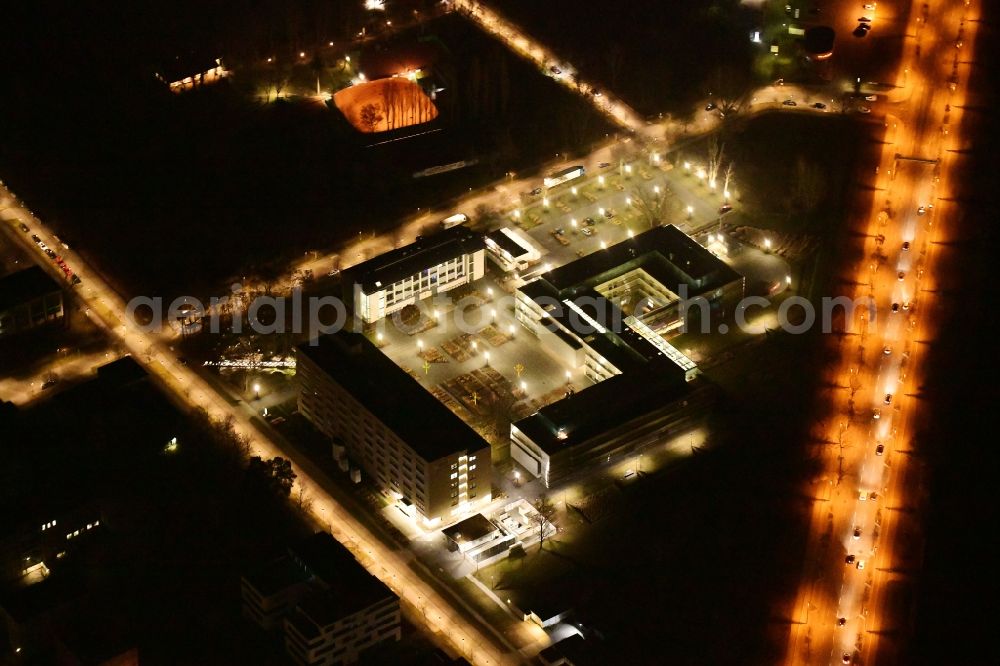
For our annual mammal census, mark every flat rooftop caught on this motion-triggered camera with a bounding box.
[513,363,691,455]
[540,224,740,295]
[342,225,484,292]
[297,332,489,461]
[285,534,395,637]
[442,513,498,544]
[0,265,61,310]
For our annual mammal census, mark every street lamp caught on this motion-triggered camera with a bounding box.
[508,324,516,336]
[484,351,491,366]
[571,218,578,228]
[764,238,772,251]
[253,383,260,399]
[417,339,424,350]
[600,240,608,249]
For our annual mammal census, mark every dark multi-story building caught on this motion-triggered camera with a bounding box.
[242,533,401,665]
[296,332,492,527]
[0,266,64,338]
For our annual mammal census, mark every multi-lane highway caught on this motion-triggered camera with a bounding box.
[786,0,980,663]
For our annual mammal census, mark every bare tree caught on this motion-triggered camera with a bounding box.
[360,103,383,133]
[723,162,736,197]
[706,135,725,189]
[532,494,557,550]
[631,185,678,229]
[791,157,826,213]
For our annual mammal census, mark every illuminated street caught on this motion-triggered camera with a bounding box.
[785,0,981,663]
[0,192,522,664]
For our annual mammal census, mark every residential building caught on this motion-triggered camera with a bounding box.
[296,332,491,526]
[342,226,485,323]
[0,266,64,338]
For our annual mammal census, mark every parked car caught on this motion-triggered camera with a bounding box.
[876,444,885,455]
[782,99,797,106]
[812,102,827,109]
[705,102,717,111]
[718,203,733,214]
[19,223,29,232]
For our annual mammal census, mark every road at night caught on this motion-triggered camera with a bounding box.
[785,0,980,664]
[0,191,524,664]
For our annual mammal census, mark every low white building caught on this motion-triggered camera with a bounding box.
[484,227,542,272]
[342,226,485,323]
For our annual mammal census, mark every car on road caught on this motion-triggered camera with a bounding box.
[858,16,872,22]
[584,217,596,226]
[842,654,852,665]
[549,65,562,75]
[530,187,543,196]
[42,378,59,390]
[782,99,797,106]
[891,302,900,313]
[581,227,594,237]
[865,95,878,101]
[902,241,910,251]
[897,270,905,281]
[837,617,847,626]
[853,527,862,540]
[883,346,892,355]
[873,408,881,420]
[876,443,885,455]
[884,393,893,405]
[71,275,82,285]
[902,301,911,310]
[603,209,615,219]
[19,223,29,232]
[31,234,41,243]
[857,559,866,570]
[917,205,926,214]
[705,102,716,111]
[864,4,877,10]
[718,203,733,214]
[598,162,610,168]
[554,227,564,235]
[45,249,57,259]
[592,89,602,97]
[845,554,856,564]
[858,106,871,114]
[812,102,827,109]
[854,24,871,37]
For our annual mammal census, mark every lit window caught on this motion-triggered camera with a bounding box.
[93,520,99,527]
[74,530,80,537]
[450,472,457,479]
[41,524,46,531]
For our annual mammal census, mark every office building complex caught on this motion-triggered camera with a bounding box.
[296,332,491,525]
[509,225,742,486]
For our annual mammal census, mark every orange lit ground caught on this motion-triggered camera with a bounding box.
[333,77,438,133]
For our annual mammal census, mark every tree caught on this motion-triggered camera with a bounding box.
[631,185,679,229]
[247,456,296,497]
[532,494,557,550]
[359,103,383,133]
[706,135,725,189]
[790,157,826,215]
